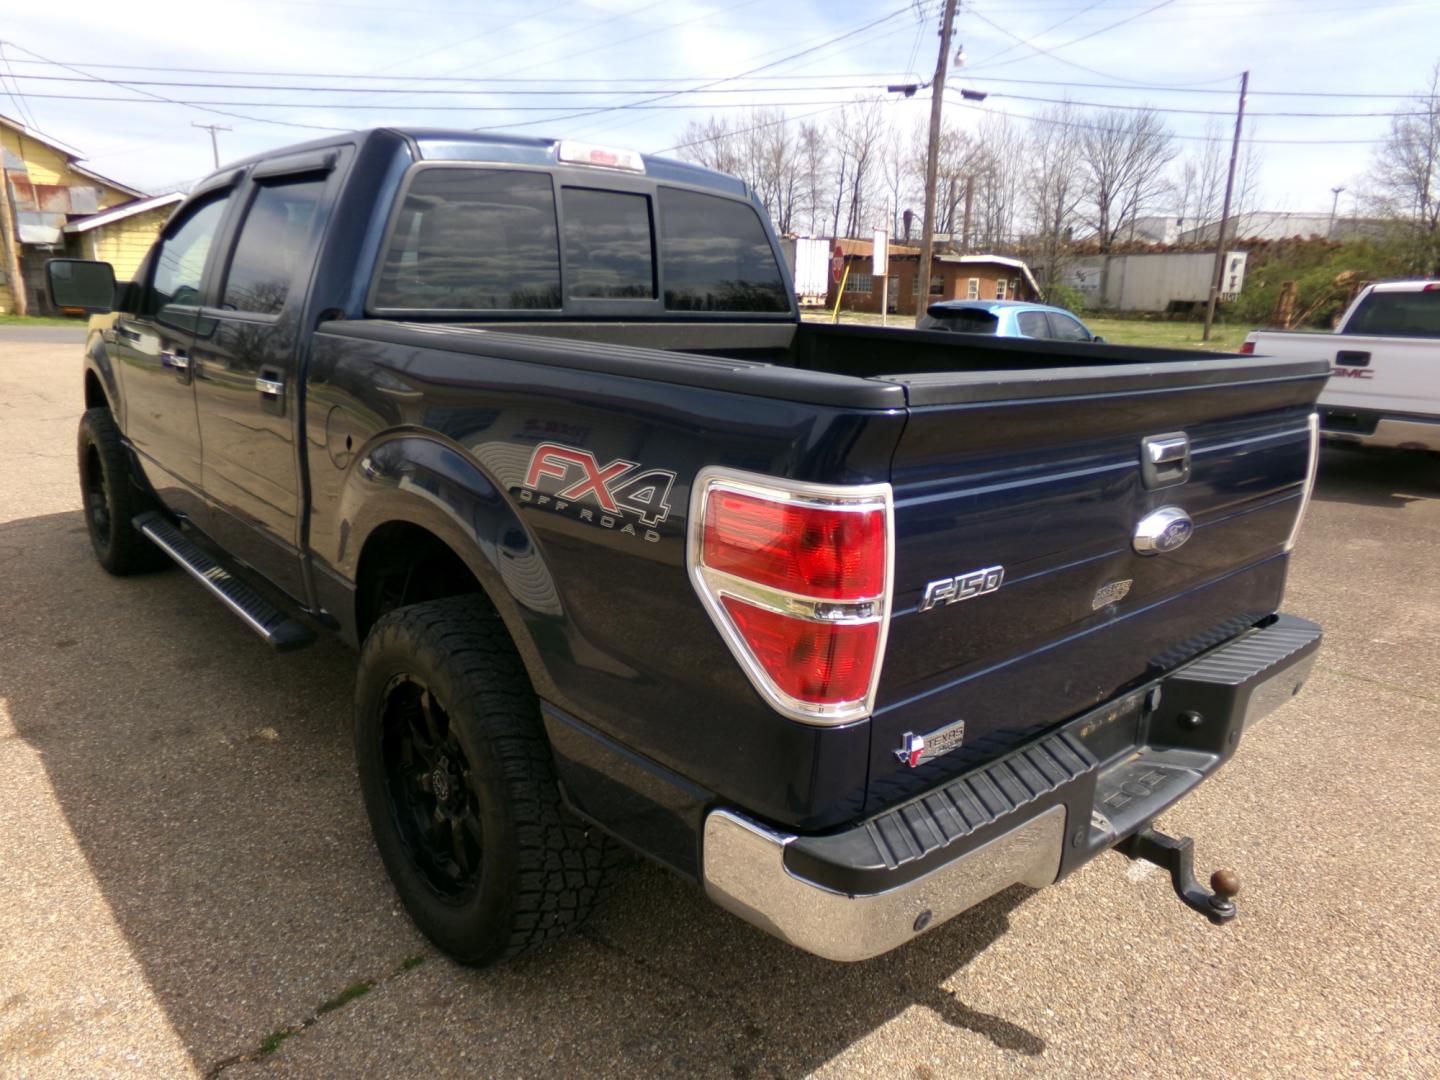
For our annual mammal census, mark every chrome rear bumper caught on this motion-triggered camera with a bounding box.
[700,614,1321,962]
[703,805,1064,963]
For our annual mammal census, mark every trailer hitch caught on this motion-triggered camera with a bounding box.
[1120,826,1239,925]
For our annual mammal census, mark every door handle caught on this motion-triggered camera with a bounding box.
[255,376,285,396]
[161,349,189,371]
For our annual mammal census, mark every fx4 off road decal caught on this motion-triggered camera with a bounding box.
[520,442,676,542]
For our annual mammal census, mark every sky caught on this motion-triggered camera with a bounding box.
[1,0,1436,217]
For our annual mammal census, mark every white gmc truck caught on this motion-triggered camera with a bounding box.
[1242,281,1440,454]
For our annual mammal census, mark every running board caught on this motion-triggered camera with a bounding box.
[134,512,316,652]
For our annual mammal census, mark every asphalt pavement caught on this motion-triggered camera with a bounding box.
[2,340,1437,1078]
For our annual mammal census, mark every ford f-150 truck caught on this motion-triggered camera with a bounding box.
[1242,280,1440,454]
[47,127,1325,966]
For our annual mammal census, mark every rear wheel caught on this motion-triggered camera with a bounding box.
[77,407,169,575]
[354,595,620,965]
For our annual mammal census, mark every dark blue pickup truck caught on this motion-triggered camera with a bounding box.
[49,127,1325,965]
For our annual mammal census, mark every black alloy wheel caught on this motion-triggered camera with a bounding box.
[379,674,484,898]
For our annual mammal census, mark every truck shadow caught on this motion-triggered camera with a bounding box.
[1313,446,1438,508]
[1,509,1044,1076]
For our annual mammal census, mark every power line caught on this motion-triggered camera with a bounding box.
[945,96,1391,145]
[965,0,1109,70]
[5,73,895,97]
[946,74,1433,99]
[7,92,895,113]
[654,100,860,154]
[0,40,349,133]
[961,5,1237,88]
[471,3,930,134]
[967,91,1432,119]
[0,58,921,83]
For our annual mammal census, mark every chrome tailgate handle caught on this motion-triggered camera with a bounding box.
[255,376,284,396]
[1141,432,1191,489]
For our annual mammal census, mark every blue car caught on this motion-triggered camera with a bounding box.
[917,299,1102,342]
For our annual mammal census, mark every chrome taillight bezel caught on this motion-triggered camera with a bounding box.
[1284,412,1321,553]
[686,466,895,726]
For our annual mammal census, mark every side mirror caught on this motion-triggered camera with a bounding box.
[46,259,116,314]
[1091,335,1105,344]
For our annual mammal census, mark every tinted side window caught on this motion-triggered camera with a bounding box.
[658,188,787,313]
[1343,291,1440,337]
[148,196,229,315]
[1047,312,1092,342]
[1016,311,1049,338]
[222,177,326,314]
[562,188,654,299]
[374,168,560,311]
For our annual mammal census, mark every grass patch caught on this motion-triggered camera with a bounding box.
[401,954,425,970]
[316,979,373,1016]
[1083,317,1252,353]
[258,1029,294,1055]
[0,314,83,326]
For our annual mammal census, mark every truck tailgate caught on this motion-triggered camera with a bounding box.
[867,356,1327,810]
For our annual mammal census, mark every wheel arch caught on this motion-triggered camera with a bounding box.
[331,433,563,702]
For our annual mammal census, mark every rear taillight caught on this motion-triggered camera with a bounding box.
[1239,340,1256,354]
[688,469,893,724]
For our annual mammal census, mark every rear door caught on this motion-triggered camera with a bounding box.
[190,154,336,601]
[867,356,1326,809]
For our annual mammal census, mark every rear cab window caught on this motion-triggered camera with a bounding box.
[1343,289,1440,338]
[369,164,789,317]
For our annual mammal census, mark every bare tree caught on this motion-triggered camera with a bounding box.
[970,115,1023,250]
[831,97,889,238]
[797,121,830,235]
[1024,105,1086,289]
[1079,107,1176,251]
[1366,60,1440,274]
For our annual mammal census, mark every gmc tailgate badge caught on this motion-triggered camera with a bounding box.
[895,720,966,768]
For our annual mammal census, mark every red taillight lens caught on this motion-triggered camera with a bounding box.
[702,489,885,600]
[721,598,879,704]
[689,473,893,724]
[1239,340,1256,354]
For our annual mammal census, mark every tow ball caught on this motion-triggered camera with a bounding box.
[1119,826,1240,925]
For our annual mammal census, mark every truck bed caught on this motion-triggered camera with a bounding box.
[310,317,1328,832]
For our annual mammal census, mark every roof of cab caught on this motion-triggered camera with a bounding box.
[209,126,749,199]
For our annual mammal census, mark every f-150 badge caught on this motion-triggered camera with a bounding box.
[918,565,1004,612]
[895,720,966,768]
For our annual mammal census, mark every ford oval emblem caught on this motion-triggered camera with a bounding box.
[1133,507,1193,555]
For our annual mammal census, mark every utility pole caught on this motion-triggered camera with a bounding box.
[1328,185,1346,239]
[192,122,231,169]
[0,160,27,317]
[917,0,959,318]
[1202,69,1248,342]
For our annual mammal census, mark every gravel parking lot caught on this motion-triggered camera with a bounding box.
[3,332,1438,1078]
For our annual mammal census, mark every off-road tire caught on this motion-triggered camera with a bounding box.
[354,594,621,965]
[77,407,169,575]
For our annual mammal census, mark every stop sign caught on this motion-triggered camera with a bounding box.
[831,243,844,284]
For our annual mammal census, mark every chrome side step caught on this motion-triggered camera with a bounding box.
[134,512,316,652]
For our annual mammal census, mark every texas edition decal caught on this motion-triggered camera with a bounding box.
[520,442,676,542]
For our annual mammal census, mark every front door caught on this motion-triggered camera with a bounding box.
[115,192,232,517]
